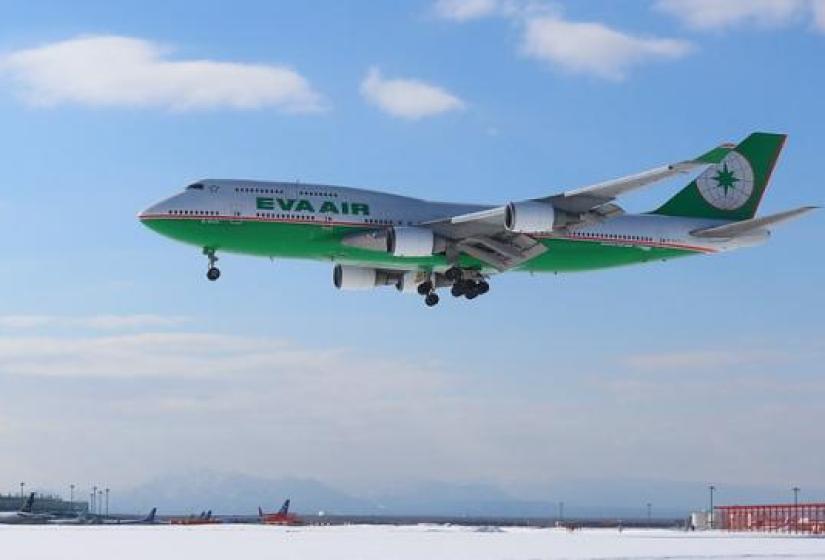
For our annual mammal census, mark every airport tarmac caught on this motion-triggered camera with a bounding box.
[2,524,823,560]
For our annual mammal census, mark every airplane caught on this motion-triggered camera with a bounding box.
[170,509,219,525]
[0,493,54,524]
[139,132,815,307]
[103,507,158,525]
[258,499,301,525]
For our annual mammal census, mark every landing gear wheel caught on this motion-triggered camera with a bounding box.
[450,283,465,297]
[424,292,440,307]
[465,287,479,300]
[203,247,220,281]
[477,280,490,295]
[417,281,433,296]
[445,267,463,282]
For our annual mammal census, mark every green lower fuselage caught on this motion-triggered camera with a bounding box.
[141,216,696,273]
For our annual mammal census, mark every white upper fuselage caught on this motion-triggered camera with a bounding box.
[140,179,769,255]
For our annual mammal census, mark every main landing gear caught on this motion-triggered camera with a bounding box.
[417,279,440,307]
[203,247,220,281]
[416,267,490,307]
[446,267,490,301]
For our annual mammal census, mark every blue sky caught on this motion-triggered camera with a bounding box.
[0,1,823,510]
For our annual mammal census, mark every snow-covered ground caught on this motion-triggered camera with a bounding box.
[1,524,823,560]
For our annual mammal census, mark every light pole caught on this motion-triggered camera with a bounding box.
[92,486,97,515]
[105,488,110,517]
[20,482,25,499]
[709,485,716,529]
[98,490,103,516]
[70,484,75,512]
[793,487,800,507]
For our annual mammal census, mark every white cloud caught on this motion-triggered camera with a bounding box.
[811,0,825,29]
[360,67,465,119]
[0,35,324,112]
[622,349,785,370]
[655,0,814,30]
[434,0,502,21]
[0,314,187,330]
[433,2,692,79]
[0,332,346,378]
[520,16,693,80]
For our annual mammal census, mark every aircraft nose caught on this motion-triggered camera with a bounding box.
[138,194,181,222]
[137,202,162,221]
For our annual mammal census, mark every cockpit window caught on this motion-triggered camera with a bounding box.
[186,183,205,190]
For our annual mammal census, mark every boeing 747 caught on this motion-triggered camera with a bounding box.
[140,132,814,306]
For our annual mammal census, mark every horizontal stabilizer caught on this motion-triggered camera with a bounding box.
[691,206,817,238]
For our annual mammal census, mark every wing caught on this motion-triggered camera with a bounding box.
[691,206,817,238]
[422,143,734,271]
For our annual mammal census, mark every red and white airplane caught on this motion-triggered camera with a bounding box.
[258,499,301,525]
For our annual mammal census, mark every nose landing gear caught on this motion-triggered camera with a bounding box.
[203,247,220,281]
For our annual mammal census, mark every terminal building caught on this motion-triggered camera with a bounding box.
[715,503,825,534]
[692,503,825,535]
[0,493,88,514]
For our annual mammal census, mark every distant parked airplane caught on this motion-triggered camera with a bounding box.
[0,493,54,524]
[259,499,301,525]
[170,509,219,525]
[105,507,158,525]
[140,132,814,306]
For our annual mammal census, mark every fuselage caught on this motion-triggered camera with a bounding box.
[0,511,51,524]
[138,179,768,273]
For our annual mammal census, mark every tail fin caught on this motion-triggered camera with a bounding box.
[653,132,786,220]
[279,499,290,515]
[144,508,157,523]
[258,506,264,518]
[20,492,35,513]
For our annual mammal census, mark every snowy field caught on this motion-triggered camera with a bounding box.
[2,524,824,560]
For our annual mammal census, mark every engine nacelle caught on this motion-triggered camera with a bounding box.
[505,201,559,233]
[387,227,435,257]
[333,265,378,290]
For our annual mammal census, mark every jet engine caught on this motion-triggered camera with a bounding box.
[505,201,559,233]
[333,265,398,290]
[333,265,379,290]
[387,226,436,257]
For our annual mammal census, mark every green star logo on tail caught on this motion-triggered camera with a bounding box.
[696,151,754,211]
[712,162,740,197]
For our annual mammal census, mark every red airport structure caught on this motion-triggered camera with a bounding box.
[716,503,825,534]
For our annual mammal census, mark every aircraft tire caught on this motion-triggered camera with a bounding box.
[417,281,433,295]
[445,267,462,282]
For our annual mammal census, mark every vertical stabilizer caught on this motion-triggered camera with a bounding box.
[20,492,35,513]
[279,499,290,515]
[654,132,786,220]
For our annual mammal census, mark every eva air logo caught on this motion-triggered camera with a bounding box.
[696,151,754,210]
